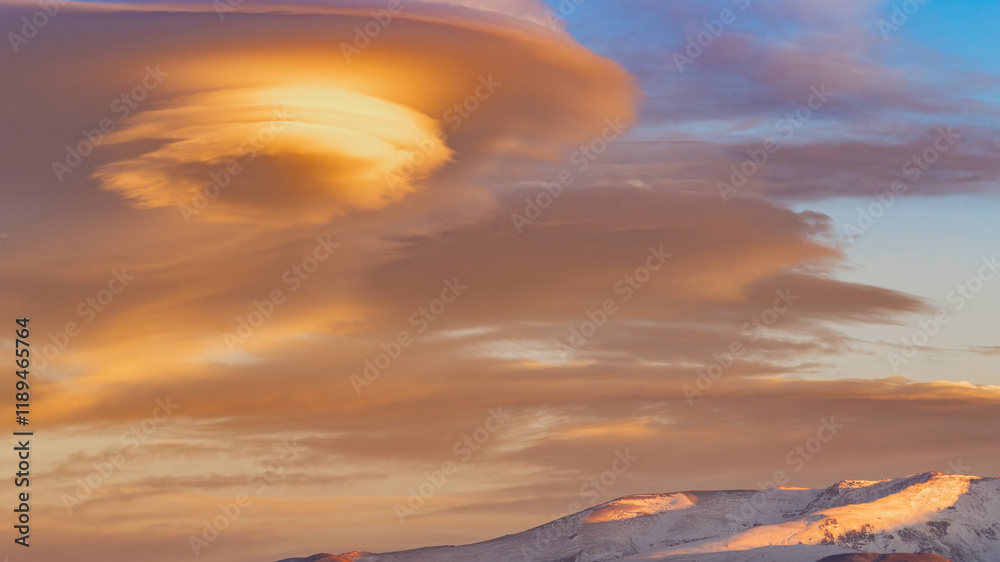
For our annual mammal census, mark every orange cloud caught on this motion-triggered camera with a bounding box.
[94,85,453,222]
[0,0,635,224]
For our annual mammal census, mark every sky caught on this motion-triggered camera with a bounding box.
[1,1,999,561]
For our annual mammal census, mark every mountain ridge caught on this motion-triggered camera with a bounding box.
[276,472,1000,562]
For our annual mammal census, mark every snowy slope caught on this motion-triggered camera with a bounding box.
[277,473,1000,562]
[819,553,948,562]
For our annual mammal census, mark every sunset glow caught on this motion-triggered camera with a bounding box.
[1,1,998,561]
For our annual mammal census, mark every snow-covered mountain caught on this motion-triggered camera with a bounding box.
[277,472,1000,562]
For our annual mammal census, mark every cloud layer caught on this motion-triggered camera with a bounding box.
[1,1,998,562]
